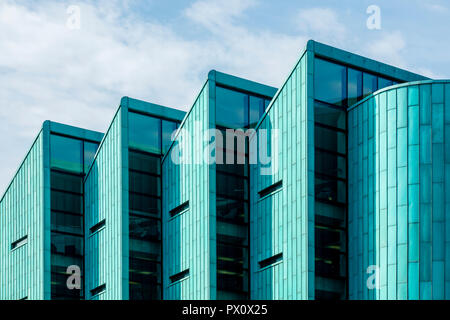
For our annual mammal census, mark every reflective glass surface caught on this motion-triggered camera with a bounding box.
[129,112,161,154]
[315,58,347,106]
[50,134,83,173]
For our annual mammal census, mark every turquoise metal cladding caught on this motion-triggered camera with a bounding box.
[85,107,129,300]
[348,80,450,300]
[162,80,215,300]
[250,48,315,300]
[84,97,185,300]
[162,71,276,300]
[1,121,102,300]
[0,129,47,300]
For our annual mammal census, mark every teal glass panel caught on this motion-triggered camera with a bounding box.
[249,96,265,128]
[363,73,378,98]
[50,134,83,173]
[314,58,347,106]
[378,77,393,90]
[129,112,161,154]
[315,102,346,130]
[84,141,99,173]
[216,86,249,129]
[162,120,177,155]
[348,68,362,106]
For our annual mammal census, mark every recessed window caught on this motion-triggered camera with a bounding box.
[170,201,189,218]
[90,284,106,297]
[258,180,283,199]
[89,219,106,235]
[258,253,283,269]
[11,235,28,250]
[170,269,190,284]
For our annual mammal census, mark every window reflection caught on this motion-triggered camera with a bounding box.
[315,58,347,106]
[347,68,362,106]
[129,112,161,154]
[216,86,249,129]
[50,134,83,173]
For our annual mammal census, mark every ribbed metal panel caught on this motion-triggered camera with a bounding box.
[0,130,46,300]
[250,50,315,300]
[85,107,129,300]
[162,81,215,300]
[348,81,450,299]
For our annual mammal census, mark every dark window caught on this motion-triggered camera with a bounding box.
[52,212,83,235]
[129,171,160,196]
[314,102,346,130]
[11,235,28,250]
[315,126,346,155]
[315,175,347,205]
[170,269,189,283]
[258,253,283,269]
[89,219,106,234]
[347,68,363,106]
[129,112,161,154]
[216,197,247,224]
[50,134,83,173]
[129,216,160,241]
[315,150,347,180]
[216,172,248,200]
[249,96,265,128]
[84,141,99,174]
[169,201,189,218]
[90,284,106,296]
[378,77,393,90]
[129,151,161,175]
[314,58,347,106]
[363,73,378,98]
[258,180,283,199]
[162,120,178,155]
[216,86,249,129]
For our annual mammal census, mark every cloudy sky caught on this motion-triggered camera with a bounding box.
[1,0,449,195]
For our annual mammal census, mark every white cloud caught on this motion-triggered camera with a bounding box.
[295,7,347,44]
[0,0,307,195]
[364,31,407,68]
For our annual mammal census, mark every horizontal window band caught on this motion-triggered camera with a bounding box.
[50,230,83,237]
[90,219,106,234]
[314,122,348,134]
[129,168,161,177]
[258,180,283,199]
[170,269,190,284]
[50,168,85,178]
[258,253,283,269]
[90,284,106,296]
[315,147,347,158]
[11,235,28,250]
[50,188,83,196]
[170,201,189,218]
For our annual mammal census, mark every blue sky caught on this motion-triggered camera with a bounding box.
[0,0,449,194]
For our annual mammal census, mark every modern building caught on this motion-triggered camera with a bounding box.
[0,121,103,300]
[1,40,449,300]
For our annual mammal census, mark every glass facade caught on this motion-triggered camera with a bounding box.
[215,86,271,300]
[314,57,402,300]
[50,133,99,300]
[128,111,179,300]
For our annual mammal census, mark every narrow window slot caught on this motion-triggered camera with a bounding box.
[90,284,106,296]
[170,269,190,283]
[258,180,283,199]
[90,219,106,234]
[258,253,283,269]
[170,201,189,218]
[11,235,28,250]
